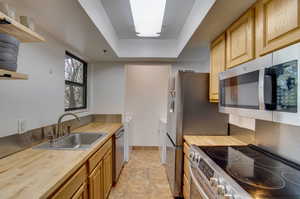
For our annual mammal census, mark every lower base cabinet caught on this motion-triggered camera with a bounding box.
[103,150,113,199]
[183,142,190,199]
[51,165,87,199]
[89,161,104,199]
[50,138,113,199]
[72,183,88,199]
[88,149,113,199]
[183,174,190,199]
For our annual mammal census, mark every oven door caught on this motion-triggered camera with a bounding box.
[219,54,273,121]
[189,165,214,199]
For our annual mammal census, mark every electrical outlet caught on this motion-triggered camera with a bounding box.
[18,119,26,134]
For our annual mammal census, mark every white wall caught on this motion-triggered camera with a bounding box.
[91,62,125,114]
[125,65,170,146]
[0,33,92,137]
[172,45,210,75]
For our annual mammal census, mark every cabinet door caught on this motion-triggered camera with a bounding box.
[88,162,104,199]
[52,165,87,199]
[256,0,300,56]
[183,174,190,199]
[226,8,255,68]
[210,33,226,103]
[103,150,113,199]
[72,183,88,199]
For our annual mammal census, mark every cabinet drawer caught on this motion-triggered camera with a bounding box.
[183,142,190,155]
[52,165,87,199]
[183,174,190,199]
[88,138,112,173]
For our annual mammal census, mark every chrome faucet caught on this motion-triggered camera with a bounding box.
[57,113,80,138]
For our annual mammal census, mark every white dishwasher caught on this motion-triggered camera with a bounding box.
[114,128,125,183]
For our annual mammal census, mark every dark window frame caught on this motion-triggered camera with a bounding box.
[65,51,88,112]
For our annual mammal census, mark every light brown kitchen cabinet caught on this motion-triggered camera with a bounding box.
[50,137,114,199]
[183,174,190,199]
[51,165,87,199]
[89,161,104,199]
[88,138,113,199]
[183,142,190,199]
[256,0,300,56]
[72,183,88,199]
[103,150,113,199]
[210,33,226,103]
[226,8,255,68]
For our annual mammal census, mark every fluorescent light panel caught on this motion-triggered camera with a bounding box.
[129,0,166,37]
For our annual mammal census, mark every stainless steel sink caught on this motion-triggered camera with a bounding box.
[34,132,107,150]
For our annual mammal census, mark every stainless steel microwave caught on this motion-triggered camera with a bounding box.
[219,43,300,126]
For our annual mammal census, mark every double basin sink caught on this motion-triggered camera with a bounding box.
[34,132,107,150]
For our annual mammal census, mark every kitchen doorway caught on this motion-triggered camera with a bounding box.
[124,64,170,147]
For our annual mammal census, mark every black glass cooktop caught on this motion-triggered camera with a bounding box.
[200,145,300,199]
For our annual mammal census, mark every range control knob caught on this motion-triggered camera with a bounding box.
[217,185,226,196]
[189,152,195,159]
[194,154,201,163]
[223,194,234,199]
[209,178,219,187]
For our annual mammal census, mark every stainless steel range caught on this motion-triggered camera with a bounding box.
[189,144,300,199]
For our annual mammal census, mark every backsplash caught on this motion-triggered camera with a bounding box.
[229,123,255,145]
[256,120,300,165]
[0,114,122,159]
[230,119,300,164]
[229,114,255,131]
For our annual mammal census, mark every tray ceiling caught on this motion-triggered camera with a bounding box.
[101,0,195,39]
[79,0,216,58]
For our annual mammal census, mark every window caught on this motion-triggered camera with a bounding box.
[64,51,87,111]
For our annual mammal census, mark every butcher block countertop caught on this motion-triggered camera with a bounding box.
[0,122,122,199]
[184,135,247,146]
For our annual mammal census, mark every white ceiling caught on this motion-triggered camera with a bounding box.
[187,0,256,48]
[79,0,216,59]
[101,0,195,39]
[6,0,118,62]
[8,0,256,62]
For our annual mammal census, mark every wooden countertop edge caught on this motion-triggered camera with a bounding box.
[41,123,123,198]
[183,135,247,146]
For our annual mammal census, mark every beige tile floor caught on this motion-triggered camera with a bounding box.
[109,150,173,199]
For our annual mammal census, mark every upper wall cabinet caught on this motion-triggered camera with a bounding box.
[256,0,300,56]
[210,33,226,103]
[226,9,255,69]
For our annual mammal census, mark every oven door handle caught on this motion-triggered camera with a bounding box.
[189,164,210,199]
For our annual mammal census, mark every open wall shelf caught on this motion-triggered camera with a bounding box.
[0,69,28,80]
[0,11,45,42]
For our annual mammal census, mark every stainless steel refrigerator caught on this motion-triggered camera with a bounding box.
[165,71,228,198]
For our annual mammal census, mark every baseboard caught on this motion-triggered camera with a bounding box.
[132,146,159,150]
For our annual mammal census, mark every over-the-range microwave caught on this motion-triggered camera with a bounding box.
[219,42,300,126]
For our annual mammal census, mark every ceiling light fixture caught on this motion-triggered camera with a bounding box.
[129,0,166,38]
